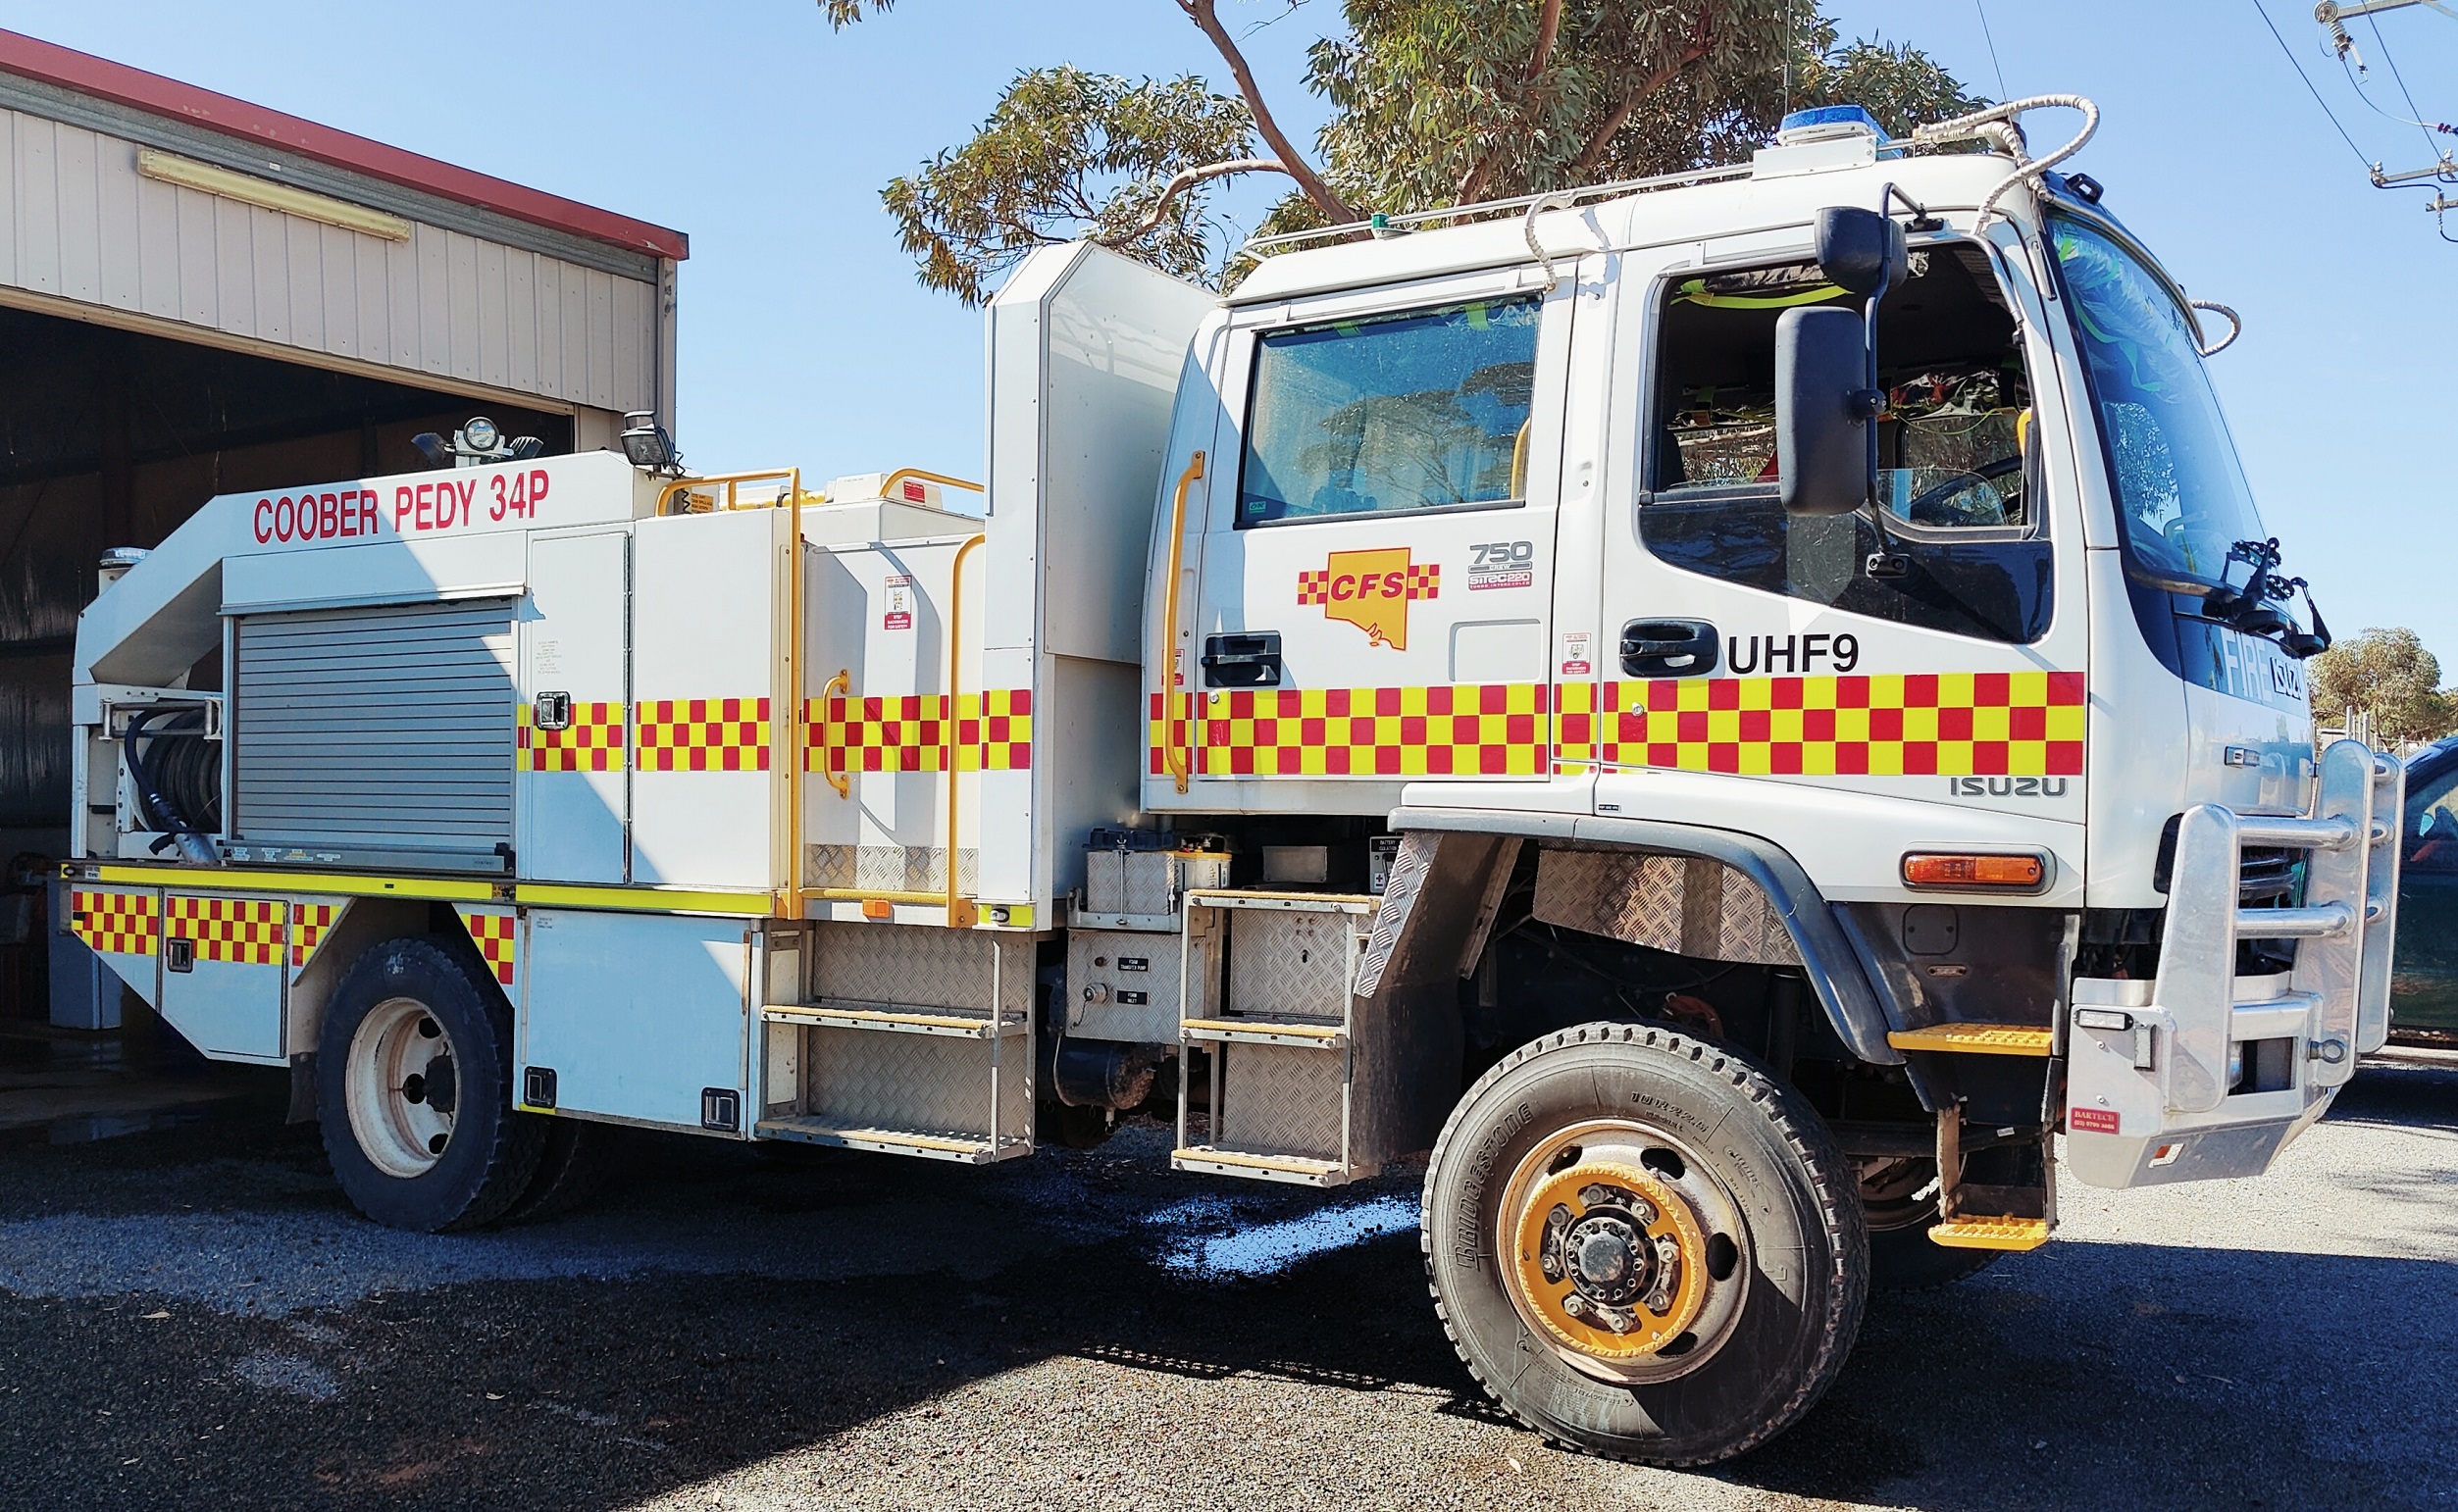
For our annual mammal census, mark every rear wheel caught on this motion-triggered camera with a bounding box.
[497,1117,618,1226]
[1423,1023,1867,1466]
[317,936,541,1232]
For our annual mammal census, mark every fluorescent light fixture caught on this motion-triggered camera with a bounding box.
[135,149,413,242]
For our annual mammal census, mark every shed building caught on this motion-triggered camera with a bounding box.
[0,28,685,868]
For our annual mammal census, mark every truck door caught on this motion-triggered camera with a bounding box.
[1584,229,2088,891]
[1180,269,1574,808]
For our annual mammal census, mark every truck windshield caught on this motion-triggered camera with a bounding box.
[2052,215,2265,587]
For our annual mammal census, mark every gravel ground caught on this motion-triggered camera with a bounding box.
[1,1051,2453,1511]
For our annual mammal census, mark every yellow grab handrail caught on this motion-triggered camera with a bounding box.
[655,467,985,518]
[877,468,985,502]
[1158,452,1205,794]
[945,533,988,925]
[817,670,850,798]
[656,469,807,517]
[784,478,809,917]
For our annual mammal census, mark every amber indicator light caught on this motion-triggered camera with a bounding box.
[1901,852,2045,889]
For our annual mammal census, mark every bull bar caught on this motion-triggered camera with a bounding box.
[2066,739,2403,1188]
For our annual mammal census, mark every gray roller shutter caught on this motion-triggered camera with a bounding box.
[232,600,517,863]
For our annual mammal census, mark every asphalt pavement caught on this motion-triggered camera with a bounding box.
[2,1047,2454,1511]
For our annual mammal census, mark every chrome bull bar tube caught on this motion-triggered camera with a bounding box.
[2066,739,2402,1189]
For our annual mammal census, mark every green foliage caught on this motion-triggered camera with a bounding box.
[2309,627,2458,746]
[881,69,1256,305]
[818,0,895,26]
[827,1,1982,301]
[1306,5,1982,217]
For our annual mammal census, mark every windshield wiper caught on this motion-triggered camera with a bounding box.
[2200,537,2331,659]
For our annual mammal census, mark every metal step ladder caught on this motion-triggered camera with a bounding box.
[1172,889,1382,1187]
[755,923,1034,1164]
[1886,1022,2055,1250]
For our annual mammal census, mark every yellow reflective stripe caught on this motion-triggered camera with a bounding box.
[513,882,777,916]
[89,864,495,901]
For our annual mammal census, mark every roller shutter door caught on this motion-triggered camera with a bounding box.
[232,600,517,860]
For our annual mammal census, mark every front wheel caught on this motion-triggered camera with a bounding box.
[317,936,541,1232]
[1422,1023,1867,1466]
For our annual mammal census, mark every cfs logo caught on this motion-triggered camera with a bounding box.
[1298,547,1441,649]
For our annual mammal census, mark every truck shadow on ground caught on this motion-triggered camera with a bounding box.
[1,1076,2453,1511]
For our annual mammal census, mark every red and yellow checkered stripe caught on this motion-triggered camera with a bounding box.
[455,907,517,987]
[809,688,1034,775]
[69,889,156,957]
[1556,671,2085,777]
[637,697,771,773]
[1150,683,1549,779]
[291,902,337,971]
[1298,562,1440,605]
[164,895,283,966]
[519,701,626,773]
[1152,671,2087,781]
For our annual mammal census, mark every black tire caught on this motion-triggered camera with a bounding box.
[1422,1023,1867,1466]
[1039,1101,1111,1150]
[316,935,542,1233]
[496,1116,618,1226]
[1860,1156,2003,1291]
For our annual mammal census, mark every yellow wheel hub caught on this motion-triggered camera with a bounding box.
[1506,1160,1709,1360]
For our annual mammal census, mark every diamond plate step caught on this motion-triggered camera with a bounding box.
[763,1000,1026,1039]
[1928,1215,2052,1251]
[1887,1023,2055,1056]
[1170,1145,1361,1186]
[1181,1018,1348,1049]
[756,1117,1028,1164]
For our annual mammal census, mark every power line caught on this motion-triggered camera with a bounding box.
[2366,14,2453,150]
[2252,0,2377,169]
[2336,47,2456,146]
[1972,0,2010,101]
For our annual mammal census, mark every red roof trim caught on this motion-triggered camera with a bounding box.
[0,28,687,262]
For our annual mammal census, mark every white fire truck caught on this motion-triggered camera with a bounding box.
[59,99,2396,1464]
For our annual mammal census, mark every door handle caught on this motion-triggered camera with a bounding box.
[1201,631,1283,688]
[1620,619,1719,678]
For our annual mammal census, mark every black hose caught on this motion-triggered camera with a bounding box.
[121,709,222,835]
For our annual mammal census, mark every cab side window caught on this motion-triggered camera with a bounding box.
[1640,244,2051,644]
[2406,764,2458,874]
[1238,296,1539,528]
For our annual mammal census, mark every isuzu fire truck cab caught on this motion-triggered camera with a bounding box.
[59,100,2396,1464]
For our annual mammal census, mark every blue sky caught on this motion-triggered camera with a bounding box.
[13,2,2457,664]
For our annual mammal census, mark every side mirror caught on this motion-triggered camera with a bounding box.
[1815,206,1906,297]
[1776,306,1875,517]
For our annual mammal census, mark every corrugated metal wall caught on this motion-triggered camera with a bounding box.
[0,105,661,417]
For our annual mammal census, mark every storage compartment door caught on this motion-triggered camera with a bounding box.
[632,509,781,889]
[519,909,752,1134]
[519,530,631,882]
[158,893,285,1063]
[231,600,518,870]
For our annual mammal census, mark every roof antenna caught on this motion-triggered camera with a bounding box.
[1781,0,1793,119]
